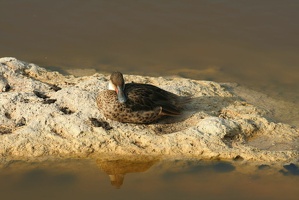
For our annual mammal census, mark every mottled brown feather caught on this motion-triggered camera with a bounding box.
[97,72,191,124]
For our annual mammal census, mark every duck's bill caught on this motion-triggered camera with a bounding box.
[117,86,127,103]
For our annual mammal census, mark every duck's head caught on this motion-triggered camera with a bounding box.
[108,72,127,103]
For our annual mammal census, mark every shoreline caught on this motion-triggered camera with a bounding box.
[0,57,298,166]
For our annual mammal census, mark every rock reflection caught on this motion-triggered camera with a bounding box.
[211,162,235,173]
[280,163,299,176]
[96,158,158,188]
[162,161,236,181]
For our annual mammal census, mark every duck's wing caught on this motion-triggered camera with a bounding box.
[125,83,182,115]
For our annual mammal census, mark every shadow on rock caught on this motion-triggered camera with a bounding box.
[152,95,240,135]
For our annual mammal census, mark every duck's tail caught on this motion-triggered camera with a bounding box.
[160,95,192,116]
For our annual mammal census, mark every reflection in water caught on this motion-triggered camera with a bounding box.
[0,159,299,199]
[211,162,235,173]
[17,168,76,189]
[162,161,235,181]
[95,158,158,188]
[280,163,299,176]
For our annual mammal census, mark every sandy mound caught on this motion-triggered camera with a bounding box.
[0,57,298,164]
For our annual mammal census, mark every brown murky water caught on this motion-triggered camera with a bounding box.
[1,1,299,198]
[0,159,299,200]
[1,0,298,106]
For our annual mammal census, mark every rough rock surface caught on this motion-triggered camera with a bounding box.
[0,57,298,165]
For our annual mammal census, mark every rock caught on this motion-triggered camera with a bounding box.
[0,57,298,165]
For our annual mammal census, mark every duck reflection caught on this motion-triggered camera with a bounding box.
[96,158,158,188]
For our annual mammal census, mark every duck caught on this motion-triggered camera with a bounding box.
[97,72,190,124]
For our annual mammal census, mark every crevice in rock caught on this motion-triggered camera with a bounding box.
[4,112,11,119]
[51,128,67,139]
[33,90,49,99]
[90,118,113,131]
[59,107,74,115]
[0,126,12,135]
[33,90,56,104]
[23,99,30,103]
[49,84,62,91]
[2,83,11,92]
[233,155,244,161]
[16,117,26,127]
[43,99,57,104]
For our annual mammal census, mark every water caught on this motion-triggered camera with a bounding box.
[1,1,299,198]
[1,0,298,104]
[1,159,299,200]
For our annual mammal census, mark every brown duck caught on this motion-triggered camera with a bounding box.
[97,72,190,124]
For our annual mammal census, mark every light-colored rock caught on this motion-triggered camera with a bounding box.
[0,57,298,166]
